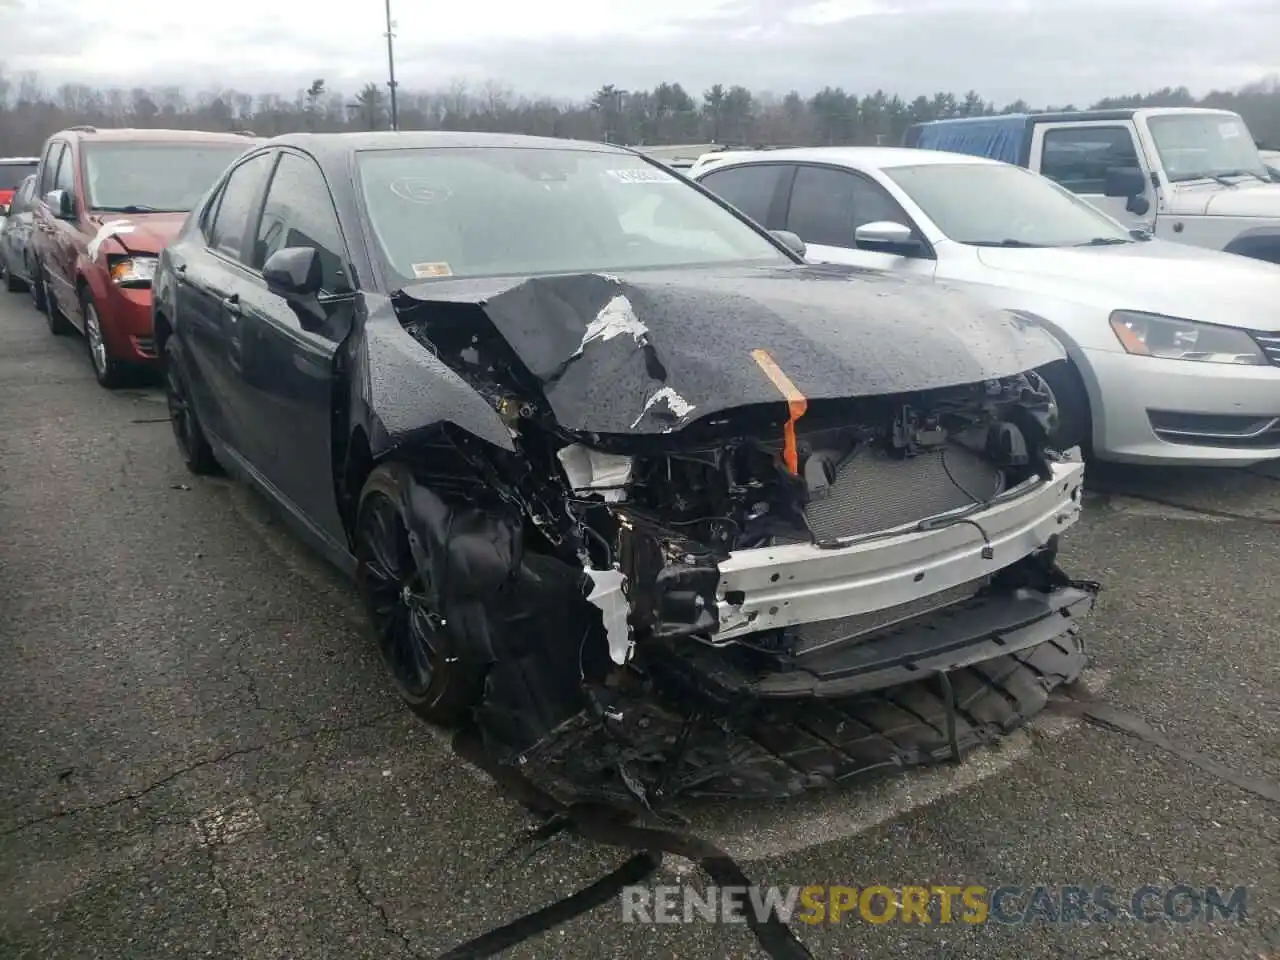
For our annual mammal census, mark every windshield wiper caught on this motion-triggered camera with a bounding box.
[1169,173,1237,187]
[1217,168,1270,184]
[968,239,1045,248]
[94,204,176,213]
[1074,237,1131,246]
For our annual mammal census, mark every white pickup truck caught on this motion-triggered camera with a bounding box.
[904,107,1280,265]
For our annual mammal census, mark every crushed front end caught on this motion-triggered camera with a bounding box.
[382,268,1099,807]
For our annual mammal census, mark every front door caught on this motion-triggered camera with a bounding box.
[1030,121,1155,232]
[233,149,357,544]
[177,151,277,456]
[779,163,938,278]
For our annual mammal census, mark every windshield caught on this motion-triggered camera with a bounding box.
[1146,114,1271,183]
[356,146,789,286]
[885,162,1132,247]
[83,143,252,212]
[0,162,37,191]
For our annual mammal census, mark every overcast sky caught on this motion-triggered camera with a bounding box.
[1,0,1277,107]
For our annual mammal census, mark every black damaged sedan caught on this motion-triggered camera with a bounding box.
[153,131,1098,806]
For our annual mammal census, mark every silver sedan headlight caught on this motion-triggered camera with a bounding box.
[1109,310,1267,365]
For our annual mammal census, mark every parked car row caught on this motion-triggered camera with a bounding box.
[1,126,262,385]
[690,138,1280,468]
[3,126,1100,806]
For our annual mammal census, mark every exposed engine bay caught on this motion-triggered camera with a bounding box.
[377,268,1098,806]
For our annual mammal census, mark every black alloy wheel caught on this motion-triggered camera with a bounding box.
[355,465,482,725]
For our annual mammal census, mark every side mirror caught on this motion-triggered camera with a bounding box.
[1103,166,1146,199]
[1126,195,1151,216]
[0,203,9,218]
[44,189,75,220]
[770,229,806,258]
[854,220,919,253]
[263,246,322,299]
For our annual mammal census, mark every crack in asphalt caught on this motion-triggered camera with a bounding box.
[1092,488,1280,525]
[0,709,403,839]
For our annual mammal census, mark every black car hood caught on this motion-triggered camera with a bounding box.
[396,263,1065,436]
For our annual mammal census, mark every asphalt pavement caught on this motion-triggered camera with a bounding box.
[1,289,1277,960]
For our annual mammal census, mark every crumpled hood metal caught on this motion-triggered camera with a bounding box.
[398,264,1065,436]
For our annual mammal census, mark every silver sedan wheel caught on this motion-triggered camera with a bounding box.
[85,302,108,374]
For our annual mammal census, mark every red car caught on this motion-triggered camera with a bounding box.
[0,157,39,212]
[29,127,261,387]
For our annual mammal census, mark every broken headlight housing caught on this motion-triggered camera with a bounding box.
[1109,310,1267,365]
[107,255,159,288]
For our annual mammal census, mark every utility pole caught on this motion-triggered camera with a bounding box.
[384,0,399,131]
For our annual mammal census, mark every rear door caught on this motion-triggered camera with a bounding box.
[694,162,791,229]
[779,163,937,277]
[232,149,356,542]
[45,141,83,319]
[30,140,65,278]
[1029,121,1154,230]
[172,151,276,453]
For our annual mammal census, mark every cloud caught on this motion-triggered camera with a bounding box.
[0,0,1276,106]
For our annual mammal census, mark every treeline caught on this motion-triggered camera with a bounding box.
[2,68,1280,156]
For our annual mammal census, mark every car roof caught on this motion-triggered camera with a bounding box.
[264,130,638,163]
[693,145,1006,173]
[0,157,40,164]
[52,127,259,145]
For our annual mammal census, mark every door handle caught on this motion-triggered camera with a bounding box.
[222,295,242,317]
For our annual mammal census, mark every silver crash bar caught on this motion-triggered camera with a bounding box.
[713,460,1086,642]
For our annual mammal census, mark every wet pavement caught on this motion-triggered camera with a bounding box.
[1,290,1277,959]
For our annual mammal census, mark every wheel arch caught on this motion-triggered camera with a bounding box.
[1222,226,1280,264]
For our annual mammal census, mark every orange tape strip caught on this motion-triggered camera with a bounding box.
[751,348,808,474]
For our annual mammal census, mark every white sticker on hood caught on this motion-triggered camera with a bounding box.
[574,294,649,357]
[87,219,136,262]
[630,386,696,430]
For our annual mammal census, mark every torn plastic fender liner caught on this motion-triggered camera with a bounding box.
[361,301,515,456]
[387,465,613,755]
[396,264,1067,436]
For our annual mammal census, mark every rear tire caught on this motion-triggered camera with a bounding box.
[30,259,48,315]
[163,335,220,475]
[41,269,72,334]
[2,257,23,293]
[1038,359,1092,458]
[355,463,485,726]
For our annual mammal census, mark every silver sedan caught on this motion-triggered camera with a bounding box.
[695,147,1280,466]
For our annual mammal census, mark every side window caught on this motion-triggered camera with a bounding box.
[208,153,274,260]
[250,152,351,293]
[698,164,785,225]
[53,145,76,193]
[1041,126,1140,194]
[785,166,909,248]
[15,177,35,211]
[40,143,64,195]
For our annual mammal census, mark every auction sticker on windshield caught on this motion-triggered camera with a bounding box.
[1219,121,1242,139]
[411,261,453,279]
[605,168,675,184]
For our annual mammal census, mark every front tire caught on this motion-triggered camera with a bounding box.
[1039,359,1093,458]
[355,463,484,725]
[83,292,127,388]
[163,335,220,475]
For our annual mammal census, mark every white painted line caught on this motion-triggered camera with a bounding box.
[686,667,1112,863]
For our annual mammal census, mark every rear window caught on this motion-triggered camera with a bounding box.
[0,162,38,191]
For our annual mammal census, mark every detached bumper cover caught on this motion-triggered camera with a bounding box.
[714,459,1086,641]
